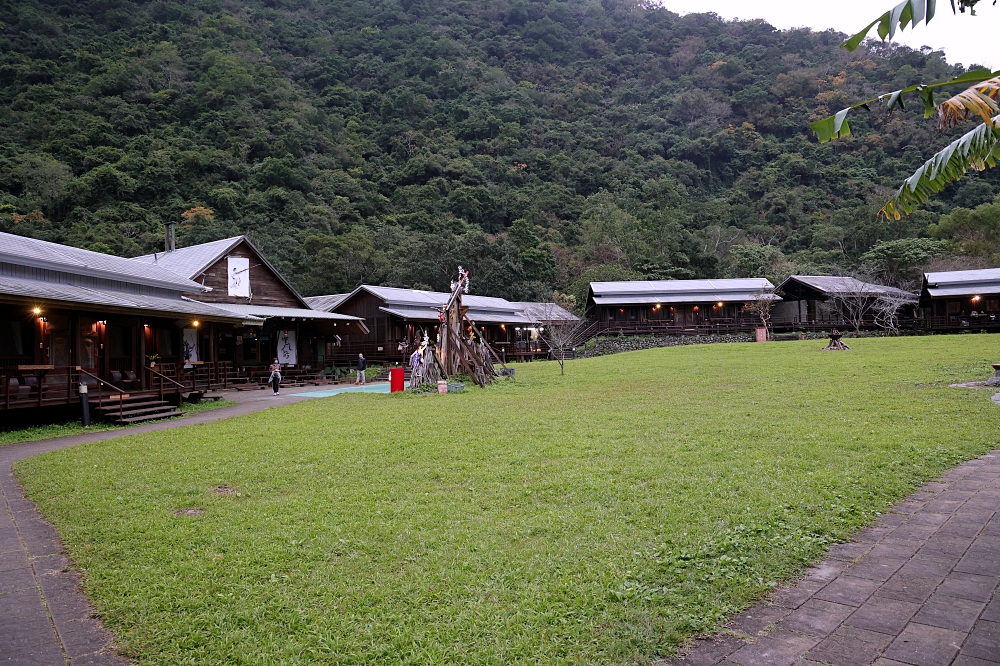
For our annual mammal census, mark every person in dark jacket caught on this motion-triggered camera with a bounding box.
[355,353,366,385]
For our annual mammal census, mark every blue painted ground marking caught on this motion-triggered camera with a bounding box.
[293,384,392,398]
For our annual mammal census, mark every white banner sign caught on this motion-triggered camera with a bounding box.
[182,328,199,365]
[278,330,297,366]
[228,257,251,297]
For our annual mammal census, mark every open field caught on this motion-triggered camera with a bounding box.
[0,399,238,447]
[14,336,1000,665]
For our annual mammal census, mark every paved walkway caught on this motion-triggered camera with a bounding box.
[1,384,386,665]
[663,451,1000,666]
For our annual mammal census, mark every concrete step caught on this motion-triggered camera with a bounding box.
[96,399,169,413]
[116,410,183,424]
[106,404,180,418]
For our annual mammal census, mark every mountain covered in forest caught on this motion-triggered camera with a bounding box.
[2,0,998,307]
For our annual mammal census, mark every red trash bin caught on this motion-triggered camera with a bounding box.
[390,368,404,393]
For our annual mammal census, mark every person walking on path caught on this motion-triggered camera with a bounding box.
[268,358,282,395]
[355,353,366,385]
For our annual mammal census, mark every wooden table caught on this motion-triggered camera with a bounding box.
[17,365,54,379]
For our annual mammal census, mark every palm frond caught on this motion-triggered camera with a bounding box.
[842,0,983,51]
[882,117,1000,219]
[810,68,998,143]
[936,75,1000,129]
[842,0,937,51]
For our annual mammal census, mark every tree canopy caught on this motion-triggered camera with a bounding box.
[1,0,997,300]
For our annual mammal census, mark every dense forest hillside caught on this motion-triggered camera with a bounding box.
[1,0,998,305]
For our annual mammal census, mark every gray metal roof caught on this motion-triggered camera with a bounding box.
[923,269,1000,298]
[590,278,776,305]
[0,274,252,322]
[0,231,207,292]
[304,293,350,312]
[337,286,575,325]
[196,302,366,322]
[377,305,441,321]
[511,302,580,322]
[780,276,916,300]
[354,285,521,312]
[131,236,313,308]
[131,237,243,280]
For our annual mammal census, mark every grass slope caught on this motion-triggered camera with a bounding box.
[15,337,1000,665]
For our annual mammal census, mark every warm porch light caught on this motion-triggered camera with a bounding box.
[32,307,41,315]
[973,295,982,302]
[717,301,724,307]
[192,320,200,327]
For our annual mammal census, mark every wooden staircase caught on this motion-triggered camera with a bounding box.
[95,393,183,424]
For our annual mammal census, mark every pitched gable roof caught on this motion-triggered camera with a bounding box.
[131,236,310,308]
[331,285,579,325]
[0,231,206,292]
[304,293,350,312]
[131,237,243,279]
[778,276,916,300]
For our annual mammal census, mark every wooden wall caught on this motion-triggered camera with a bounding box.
[189,240,302,308]
[334,291,439,344]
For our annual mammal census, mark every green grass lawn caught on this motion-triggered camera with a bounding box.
[0,399,238,447]
[14,337,1000,665]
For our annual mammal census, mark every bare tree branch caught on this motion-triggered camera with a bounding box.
[533,302,586,376]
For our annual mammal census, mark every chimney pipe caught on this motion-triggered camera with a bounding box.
[165,222,176,252]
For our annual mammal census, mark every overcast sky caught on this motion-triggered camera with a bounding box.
[658,0,998,69]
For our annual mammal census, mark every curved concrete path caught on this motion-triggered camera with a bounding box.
[661,452,1000,666]
[0,384,386,665]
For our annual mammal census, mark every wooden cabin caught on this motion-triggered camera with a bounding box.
[0,231,251,421]
[919,269,1000,330]
[586,279,777,334]
[0,231,368,422]
[311,285,578,364]
[774,276,917,330]
[132,236,368,370]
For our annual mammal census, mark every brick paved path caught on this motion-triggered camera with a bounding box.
[0,385,373,665]
[662,451,1000,666]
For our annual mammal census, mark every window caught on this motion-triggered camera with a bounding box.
[46,314,71,367]
[159,329,174,357]
[79,318,98,369]
[108,325,132,357]
[0,320,26,357]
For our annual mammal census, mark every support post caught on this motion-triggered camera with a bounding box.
[79,382,90,427]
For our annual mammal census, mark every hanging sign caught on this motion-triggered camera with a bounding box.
[278,330,297,366]
[228,257,251,297]
[182,328,199,366]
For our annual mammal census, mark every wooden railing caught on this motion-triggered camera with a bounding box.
[0,366,186,416]
[145,366,186,404]
[80,368,126,422]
